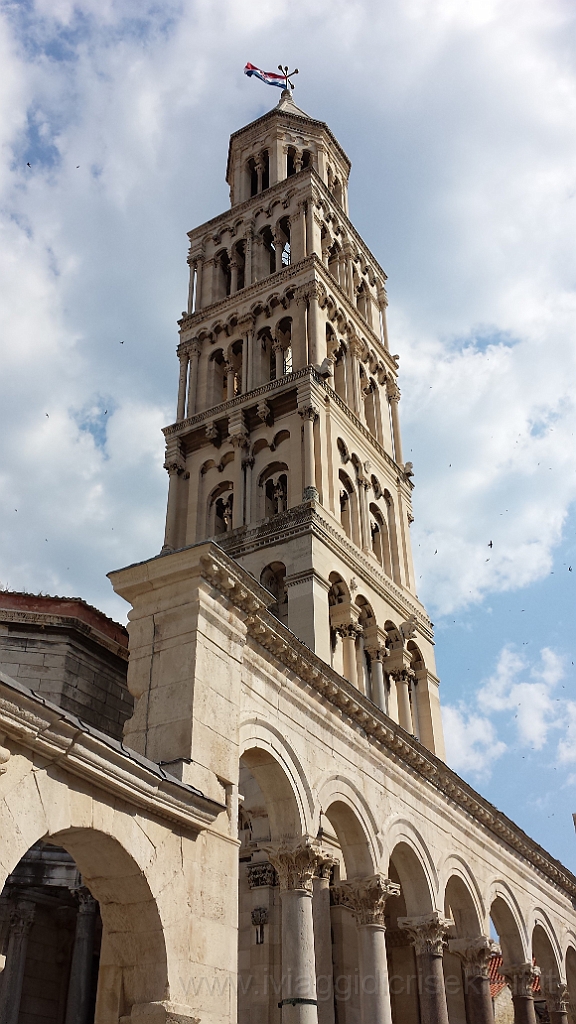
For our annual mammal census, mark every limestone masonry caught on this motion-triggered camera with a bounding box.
[1,90,575,1024]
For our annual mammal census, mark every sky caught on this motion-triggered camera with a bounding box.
[0,0,575,870]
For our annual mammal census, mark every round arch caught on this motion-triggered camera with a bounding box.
[381,816,439,910]
[239,717,314,839]
[489,884,528,964]
[315,774,381,875]
[438,853,486,932]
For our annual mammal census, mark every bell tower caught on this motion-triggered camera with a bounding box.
[161,89,445,757]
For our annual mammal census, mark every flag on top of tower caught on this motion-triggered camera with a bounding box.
[243,64,286,88]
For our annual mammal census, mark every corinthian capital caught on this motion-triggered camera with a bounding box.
[298,405,319,423]
[387,380,401,402]
[263,835,327,893]
[398,911,454,955]
[449,936,500,979]
[9,899,36,937]
[332,874,400,926]
[545,981,569,1013]
[503,962,541,999]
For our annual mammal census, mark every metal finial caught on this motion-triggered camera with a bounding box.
[278,65,299,90]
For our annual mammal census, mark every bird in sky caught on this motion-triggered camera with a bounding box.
[488,540,493,548]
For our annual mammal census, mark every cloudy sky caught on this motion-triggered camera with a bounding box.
[1,0,576,869]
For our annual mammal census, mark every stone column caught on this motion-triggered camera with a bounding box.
[307,284,322,366]
[544,981,570,1024]
[377,287,389,350]
[176,350,189,421]
[338,624,361,689]
[357,478,371,551]
[244,326,255,391]
[187,258,196,314]
[265,837,323,1024]
[305,200,323,258]
[291,204,307,263]
[273,338,285,379]
[367,649,387,712]
[348,336,364,417]
[398,912,453,1024]
[230,254,238,294]
[226,361,236,401]
[65,888,98,1024]
[186,343,201,417]
[391,669,414,734]
[274,227,284,273]
[299,405,319,501]
[313,857,337,1024]
[503,963,540,1024]
[333,875,400,1024]
[387,381,403,465]
[450,936,499,1024]
[0,898,36,1024]
[162,441,186,553]
[244,229,253,287]
[256,157,263,194]
[293,290,309,369]
[229,427,249,529]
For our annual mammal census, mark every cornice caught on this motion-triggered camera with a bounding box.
[226,112,351,180]
[0,671,224,832]
[187,174,311,248]
[195,547,576,902]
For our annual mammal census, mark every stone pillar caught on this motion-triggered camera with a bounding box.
[299,405,319,501]
[244,229,253,287]
[229,425,249,529]
[357,478,371,551]
[503,963,540,1024]
[187,258,196,314]
[398,912,453,1024]
[176,350,189,421]
[266,837,323,1024]
[65,888,98,1024]
[307,284,322,366]
[230,254,238,294]
[368,649,387,712]
[186,343,201,417]
[387,382,403,465]
[544,981,570,1024]
[226,362,236,401]
[377,287,389,350]
[273,338,285,379]
[344,245,354,300]
[338,624,361,689]
[195,255,204,310]
[450,936,499,1024]
[391,669,414,734]
[244,326,255,391]
[332,875,400,1024]
[306,201,323,258]
[313,858,337,1024]
[256,157,263,194]
[274,227,284,273]
[293,290,309,369]
[291,204,307,263]
[162,441,186,553]
[0,898,36,1024]
[348,336,364,417]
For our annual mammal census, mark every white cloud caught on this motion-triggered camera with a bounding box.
[443,704,507,778]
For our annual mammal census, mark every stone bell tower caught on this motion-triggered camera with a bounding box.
[160,89,445,757]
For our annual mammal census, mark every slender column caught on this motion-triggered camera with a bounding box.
[65,888,98,1024]
[273,339,284,379]
[544,982,570,1024]
[348,336,363,417]
[368,649,387,711]
[377,286,389,350]
[503,963,540,1024]
[176,351,189,421]
[450,937,499,1024]
[357,479,371,551]
[390,669,414,733]
[344,245,354,299]
[293,292,309,369]
[386,671,399,723]
[274,228,284,273]
[187,259,196,314]
[313,858,337,1024]
[0,898,36,1024]
[398,912,453,1024]
[307,284,323,366]
[244,327,254,391]
[265,837,324,1024]
[244,229,253,287]
[299,405,319,501]
[332,875,400,1024]
[230,430,249,529]
[195,255,204,309]
[226,361,236,401]
[387,381,404,465]
[242,454,255,526]
[230,255,238,294]
[338,624,361,689]
[256,157,263,194]
[306,202,323,258]
[291,204,307,263]
[162,441,186,552]
[186,343,201,417]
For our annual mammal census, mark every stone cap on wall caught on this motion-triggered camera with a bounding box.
[0,592,128,648]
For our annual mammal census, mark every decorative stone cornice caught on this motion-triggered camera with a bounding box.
[332,874,400,926]
[398,912,454,956]
[0,608,129,662]
[449,937,500,979]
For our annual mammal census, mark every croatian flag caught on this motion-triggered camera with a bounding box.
[244,63,285,89]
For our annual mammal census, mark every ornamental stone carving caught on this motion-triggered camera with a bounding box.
[263,835,327,893]
[449,936,500,979]
[298,405,319,423]
[503,962,541,998]
[398,911,454,955]
[246,863,278,888]
[545,981,569,1013]
[332,874,400,926]
[251,907,269,926]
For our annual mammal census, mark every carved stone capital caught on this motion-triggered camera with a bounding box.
[205,422,219,445]
[332,874,400,926]
[398,912,454,956]
[256,400,272,424]
[164,442,186,476]
[263,836,327,893]
[449,937,500,979]
[251,906,269,926]
[229,431,249,451]
[388,667,416,686]
[387,381,401,403]
[503,962,541,999]
[246,863,278,888]
[73,886,97,915]
[335,622,363,641]
[544,981,569,1013]
[9,898,36,937]
[298,405,319,423]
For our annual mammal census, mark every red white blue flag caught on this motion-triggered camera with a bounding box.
[244,63,286,89]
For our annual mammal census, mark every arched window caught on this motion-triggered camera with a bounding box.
[227,339,243,398]
[271,317,292,380]
[260,226,276,276]
[286,147,297,177]
[259,463,289,518]
[369,502,392,577]
[248,157,258,197]
[333,344,348,403]
[261,150,270,190]
[338,470,358,544]
[302,150,312,169]
[328,241,341,284]
[214,250,231,300]
[232,240,245,292]
[383,490,401,584]
[363,378,378,436]
[209,349,227,407]
[211,486,233,535]
[278,216,291,267]
[260,562,288,624]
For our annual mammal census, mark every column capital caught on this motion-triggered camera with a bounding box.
[72,886,97,915]
[163,440,186,476]
[298,404,320,423]
[9,898,36,937]
[263,835,328,893]
[545,981,569,1013]
[315,852,338,880]
[398,911,454,955]
[449,936,500,978]
[387,380,401,403]
[388,667,416,686]
[502,961,541,998]
[332,874,400,926]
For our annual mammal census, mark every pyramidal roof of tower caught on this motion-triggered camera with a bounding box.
[226,89,351,181]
